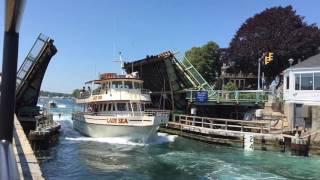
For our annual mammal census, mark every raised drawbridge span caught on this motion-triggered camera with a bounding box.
[15,34,57,118]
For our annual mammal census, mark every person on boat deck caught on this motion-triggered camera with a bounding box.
[94,104,98,115]
[87,105,92,112]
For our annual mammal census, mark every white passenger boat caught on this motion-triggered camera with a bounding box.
[72,72,170,142]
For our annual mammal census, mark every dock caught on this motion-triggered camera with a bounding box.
[160,114,289,151]
[13,115,44,180]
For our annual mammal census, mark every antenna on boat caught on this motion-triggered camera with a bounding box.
[113,51,125,75]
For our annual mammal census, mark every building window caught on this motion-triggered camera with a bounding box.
[295,74,300,90]
[301,73,313,90]
[286,76,289,89]
[315,73,320,90]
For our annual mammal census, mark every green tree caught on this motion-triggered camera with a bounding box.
[227,6,320,78]
[72,89,81,98]
[223,82,238,91]
[185,41,221,83]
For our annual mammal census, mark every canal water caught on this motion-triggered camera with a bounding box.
[40,98,320,180]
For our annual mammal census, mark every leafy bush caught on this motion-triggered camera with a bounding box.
[223,82,238,91]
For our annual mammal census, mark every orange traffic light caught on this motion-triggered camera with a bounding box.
[264,52,273,64]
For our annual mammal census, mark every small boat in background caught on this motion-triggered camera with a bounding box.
[48,100,57,108]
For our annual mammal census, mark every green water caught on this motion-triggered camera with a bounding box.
[40,99,320,180]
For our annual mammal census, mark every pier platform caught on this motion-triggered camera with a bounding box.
[13,115,44,180]
[160,114,287,151]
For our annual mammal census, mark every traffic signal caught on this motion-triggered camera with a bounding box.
[264,52,273,64]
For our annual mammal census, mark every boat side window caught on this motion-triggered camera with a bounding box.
[99,104,103,111]
[112,103,116,111]
[112,81,122,89]
[108,103,112,111]
[104,104,107,111]
[117,103,127,111]
[128,103,132,111]
[134,82,141,89]
[124,81,133,89]
[132,103,138,111]
[141,103,145,111]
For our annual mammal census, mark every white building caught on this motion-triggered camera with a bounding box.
[283,54,320,132]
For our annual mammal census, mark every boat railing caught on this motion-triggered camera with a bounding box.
[141,89,151,94]
[72,110,170,117]
[78,91,90,99]
[144,109,171,116]
[76,88,151,99]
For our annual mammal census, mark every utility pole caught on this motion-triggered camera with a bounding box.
[257,52,267,90]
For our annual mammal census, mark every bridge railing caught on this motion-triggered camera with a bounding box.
[171,114,277,134]
[185,90,270,104]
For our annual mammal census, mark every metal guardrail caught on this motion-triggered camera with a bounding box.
[0,140,20,180]
[185,90,270,104]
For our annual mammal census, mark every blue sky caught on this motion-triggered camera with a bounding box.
[0,0,319,93]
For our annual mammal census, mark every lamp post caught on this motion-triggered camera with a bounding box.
[0,0,26,142]
[288,58,294,67]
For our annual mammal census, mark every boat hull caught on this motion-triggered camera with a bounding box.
[72,118,159,142]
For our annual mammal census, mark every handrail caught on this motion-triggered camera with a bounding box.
[171,114,280,134]
[185,89,270,103]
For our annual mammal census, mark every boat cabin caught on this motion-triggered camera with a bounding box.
[76,72,151,114]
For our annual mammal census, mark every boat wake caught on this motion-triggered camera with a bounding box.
[57,104,67,108]
[64,132,178,146]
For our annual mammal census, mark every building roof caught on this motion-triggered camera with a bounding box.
[290,53,320,69]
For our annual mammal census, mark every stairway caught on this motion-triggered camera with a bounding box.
[171,53,217,97]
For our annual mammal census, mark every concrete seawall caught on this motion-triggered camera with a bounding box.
[13,115,44,180]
